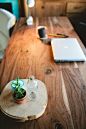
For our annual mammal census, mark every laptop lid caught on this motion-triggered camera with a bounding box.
[51,38,86,62]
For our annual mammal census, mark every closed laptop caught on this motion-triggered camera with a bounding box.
[51,38,86,62]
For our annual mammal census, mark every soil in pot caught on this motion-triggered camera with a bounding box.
[13,89,26,104]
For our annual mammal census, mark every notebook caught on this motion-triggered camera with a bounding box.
[51,38,86,62]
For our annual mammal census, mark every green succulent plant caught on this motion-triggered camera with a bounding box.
[12,77,25,99]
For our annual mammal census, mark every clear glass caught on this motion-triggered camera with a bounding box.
[27,75,38,100]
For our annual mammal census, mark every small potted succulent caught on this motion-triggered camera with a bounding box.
[12,77,26,104]
[11,77,24,91]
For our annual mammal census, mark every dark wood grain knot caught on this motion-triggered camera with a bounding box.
[42,6,44,9]
[43,1,46,3]
[55,124,63,129]
[46,69,51,74]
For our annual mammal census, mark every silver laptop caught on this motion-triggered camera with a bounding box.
[51,38,86,62]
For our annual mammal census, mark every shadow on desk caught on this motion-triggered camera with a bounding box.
[40,38,51,45]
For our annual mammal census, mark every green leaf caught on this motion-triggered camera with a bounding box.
[17,77,19,85]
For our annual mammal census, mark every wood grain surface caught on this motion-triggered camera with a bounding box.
[0,17,86,129]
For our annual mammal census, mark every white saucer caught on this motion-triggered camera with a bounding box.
[37,35,48,40]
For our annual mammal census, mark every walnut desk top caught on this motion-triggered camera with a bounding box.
[0,17,86,129]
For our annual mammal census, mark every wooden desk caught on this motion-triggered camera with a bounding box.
[0,17,86,129]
